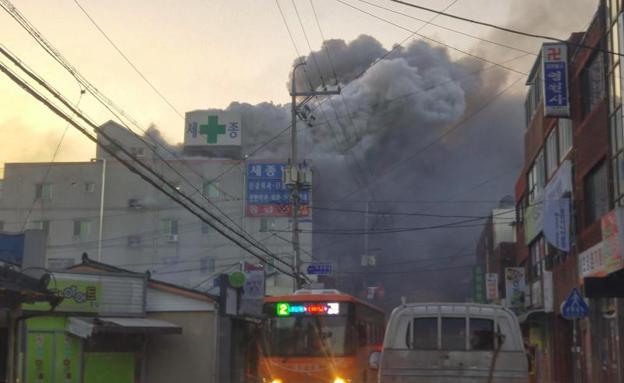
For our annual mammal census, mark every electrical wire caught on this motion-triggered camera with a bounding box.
[71,0,184,119]
[0,3,294,273]
[387,0,624,58]
[0,58,300,281]
[334,0,528,76]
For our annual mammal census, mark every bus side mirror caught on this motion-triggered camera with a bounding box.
[369,351,381,370]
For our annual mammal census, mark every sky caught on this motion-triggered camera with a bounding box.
[0,0,597,169]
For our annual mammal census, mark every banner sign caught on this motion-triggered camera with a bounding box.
[505,267,526,313]
[524,202,544,244]
[579,208,624,282]
[239,263,265,317]
[246,162,310,217]
[185,111,241,146]
[542,43,570,117]
[543,160,572,251]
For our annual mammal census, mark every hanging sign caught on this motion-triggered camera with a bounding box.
[542,43,570,117]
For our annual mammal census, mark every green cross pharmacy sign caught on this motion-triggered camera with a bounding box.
[185,111,241,146]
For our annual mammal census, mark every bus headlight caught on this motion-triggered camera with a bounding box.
[333,378,346,383]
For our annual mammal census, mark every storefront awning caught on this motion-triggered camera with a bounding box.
[518,309,550,324]
[67,317,182,338]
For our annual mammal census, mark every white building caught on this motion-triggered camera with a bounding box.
[0,118,312,295]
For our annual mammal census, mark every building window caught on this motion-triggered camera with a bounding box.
[84,182,95,193]
[130,147,146,158]
[260,218,277,233]
[35,183,52,200]
[546,128,558,178]
[558,119,573,161]
[530,237,545,279]
[528,150,545,203]
[525,65,542,126]
[202,181,220,199]
[581,53,605,117]
[161,219,179,235]
[73,219,91,240]
[585,162,609,224]
[200,257,216,273]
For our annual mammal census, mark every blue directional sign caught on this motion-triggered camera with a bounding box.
[561,288,589,319]
[306,263,333,276]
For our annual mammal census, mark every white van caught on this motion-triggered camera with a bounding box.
[374,303,528,383]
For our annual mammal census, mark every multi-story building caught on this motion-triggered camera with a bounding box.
[0,117,312,295]
[475,198,516,304]
[513,1,624,381]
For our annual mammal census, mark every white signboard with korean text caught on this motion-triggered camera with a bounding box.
[485,273,499,302]
[185,111,241,146]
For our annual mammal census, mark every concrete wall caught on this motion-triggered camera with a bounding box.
[0,122,312,293]
[145,311,217,383]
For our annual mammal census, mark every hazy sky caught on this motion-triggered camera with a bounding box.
[0,0,597,168]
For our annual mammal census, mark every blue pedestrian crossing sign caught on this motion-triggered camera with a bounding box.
[561,288,589,319]
[306,263,333,276]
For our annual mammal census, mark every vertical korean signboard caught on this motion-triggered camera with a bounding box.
[505,267,526,313]
[542,43,570,117]
[485,273,499,302]
[246,162,310,217]
[472,266,486,304]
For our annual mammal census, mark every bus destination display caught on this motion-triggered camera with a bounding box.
[276,302,340,317]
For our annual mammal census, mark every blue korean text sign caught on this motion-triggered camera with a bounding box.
[246,162,310,217]
[542,42,570,117]
[306,263,333,276]
[561,288,589,319]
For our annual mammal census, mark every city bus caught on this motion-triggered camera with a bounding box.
[257,289,385,383]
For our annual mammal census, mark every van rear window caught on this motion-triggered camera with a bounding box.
[470,319,495,350]
[409,318,437,349]
[406,317,497,351]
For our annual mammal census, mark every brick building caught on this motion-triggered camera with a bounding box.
[513,1,624,382]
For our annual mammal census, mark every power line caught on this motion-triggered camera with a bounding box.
[0,57,300,280]
[387,0,624,58]
[334,0,528,76]
[354,0,535,56]
[20,88,84,231]
[71,0,184,119]
[0,1,286,266]
[310,205,515,219]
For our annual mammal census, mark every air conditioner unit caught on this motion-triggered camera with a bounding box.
[127,235,142,248]
[128,198,144,209]
[167,234,179,243]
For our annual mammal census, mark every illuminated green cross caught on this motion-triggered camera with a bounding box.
[199,115,226,144]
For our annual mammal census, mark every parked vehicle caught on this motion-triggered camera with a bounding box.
[372,303,528,383]
[258,289,385,383]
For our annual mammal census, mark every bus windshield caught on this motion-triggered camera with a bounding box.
[264,315,355,357]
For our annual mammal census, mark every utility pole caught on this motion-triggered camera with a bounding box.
[288,60,340,290]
